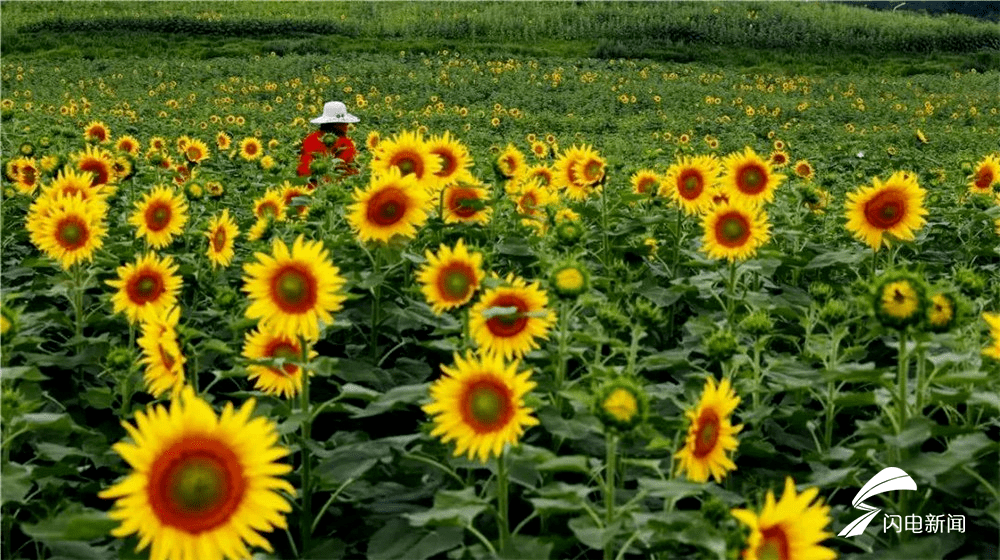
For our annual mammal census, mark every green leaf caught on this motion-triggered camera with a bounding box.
[1,462,33,505]
[353,383,428,418]
[404,487,488,528]
[637,477,705,502]
[907,432,994,483]
[1,366,48,380]
[21,506,117,542]
[537,455,591,474]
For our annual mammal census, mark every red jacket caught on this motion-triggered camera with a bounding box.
[297,131,357,177]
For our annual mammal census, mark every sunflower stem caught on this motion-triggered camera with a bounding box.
[915,340,926,414]
[897,329,909,436]
[71,264,84,341]
[371,247,383,362]
[726,260,738,324]
[553,300,569,414]
[604,432,618,560]
[600,180,610,272]
[298,334,313,557]
[496,447,512,557]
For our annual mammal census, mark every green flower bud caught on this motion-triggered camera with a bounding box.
[594,377,648,432]
[704,329,738,361]
[871,270,929,331]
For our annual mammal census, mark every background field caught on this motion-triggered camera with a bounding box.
[2,2,999,560]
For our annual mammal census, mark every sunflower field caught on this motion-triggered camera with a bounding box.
[1,2,999,560]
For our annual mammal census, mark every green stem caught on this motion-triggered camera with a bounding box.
[600,186,610,271]
[312,477,355,534]
[604,432,618,560]
[553,300,569,414]
[298,335,313,557]
[72,264,84,340]
[466,524,498,558]
[496,449,511,557]
[914,341,926,415]
[871,248,878,280]
[897,329,909,434]
[371,248,382,362]
[726,260,738,324]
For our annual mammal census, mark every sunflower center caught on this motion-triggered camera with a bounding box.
[737,165,767,195]
[158,343,176,370]
[393,154,420,176]
[693,410,720,457]
[757,526,790,560]
[270,342,300,375]
[863,189,906,229]
[439,265,474,301]
[882,281,917,319]
[637,177,655,194]
[449,189,480,218]
[187,146,201,160]
[246,143,258,155]
[366,187,409,227]
[270,265,318,314]
[678,170,704,199]
[461,379,514,433]
[715,213,752,247]
[975,170,993,190]
[435,151,457,177]
[149,437,246,533]
[79,160,109,186]
[146,203,172,231]
[130,272,164,303]
[56,217,88,249]
[211,228,227,252]
[259,202,279,219]
[485,295,529,338]
[584,160,604,182]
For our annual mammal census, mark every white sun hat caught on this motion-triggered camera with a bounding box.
[310,101,360,124]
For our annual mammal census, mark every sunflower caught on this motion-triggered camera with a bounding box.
[130,185,190,249]
[113,157,134,181]
[280,182,312,219]
[426,131,474,188]
[469,275,556,360]
[73,144,118,188]
[205,209,239,269]
[983,312,1000,361]
[530,141,549,159]
[149,136,168,152]
[246,218,271,242]
[550,263,589,299]
[768,150,790,168]
[242,235,347,341]
[366,130,381,151]
[13,157,40,195]
[239,137,263,161]
[183,138,210,164]
[99,386,294,560]
[347,167,432,244]
[731,478,836,560]
[570,145,606,188]
[107,253,183,325]
[422,351,539,463]
[37,167,108,208]
[661,155,720,215]
[496,144,527,179]
[630,169,659,197]
[675,377,743,483]
[115,135,141,156]
[253,189,287,223]
[700,200,770,262]
[844,171,928,251]
[137,306,186,398]
[794,160,814,181]
[872,270,928,330]
[927,291,958,333]
[441,181,492,225]
[594,377,648,432]
[524,165,556,188]
[968,155,1000,195]
[83,120,110,143]
[26,193,107,270]
[417,239,485,315]
[216,132,232,150]
[721,147,785,205]
[512,180,556,218]
[242,326,316,399]
[370,130,442,190]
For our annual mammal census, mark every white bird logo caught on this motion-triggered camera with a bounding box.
[838,467,917,538]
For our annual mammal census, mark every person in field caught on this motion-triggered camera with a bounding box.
[297,100,360,179]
